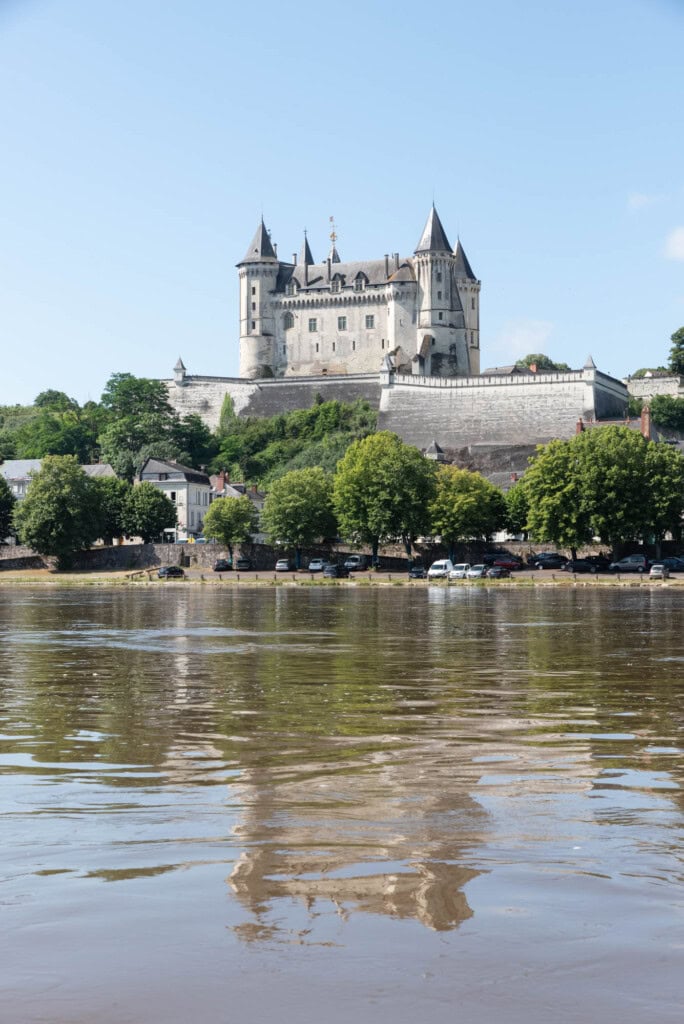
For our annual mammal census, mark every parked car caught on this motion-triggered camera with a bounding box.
[649,563,670,580]
[275,559,293,572]
[493,555,524,571]
[560,559,597,574]
[408,564,426,579]
[427,559,454,579]
[448,563,471,579]
[323,562,350,578]
[532,552,567,570]
[235,557,252,571]
[659,556,684,572]
[158,565,185,579]
[486,565,510,579]
[584,554,611,571]
[344,554,369,571]
[609,554,650,573]
[483,551,507,565]
[307,558,325,573]
[213,558,232,572]
[466,564,487,579]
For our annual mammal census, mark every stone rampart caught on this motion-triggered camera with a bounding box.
[378,367,627,449]
[624,375,684,401]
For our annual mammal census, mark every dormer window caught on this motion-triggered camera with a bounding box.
[331,278,341,293]
[285,279,298,296]
[354,274,367,292]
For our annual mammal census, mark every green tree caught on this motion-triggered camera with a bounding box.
[92,477,132,546]
[172,414,216,468]
[100,373,174,420]
[505,480,530,537]
[650,395,684,433]
[98,373,185,481]
[515,353,572,372]
[333,431,436,565]
[202,495,258,560]
[13,455,101,568]
[261,467,336,568]
[629,367,668,378]
[13,410,97,462]
[668,327,684,376]
[34,390,79,412]
[123,483,176,544]
[429,466,506,560]
[0,474,16,541]
[524,439,593,558]
[643,441,684,549]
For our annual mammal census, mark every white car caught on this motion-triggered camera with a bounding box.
[427,559,454,579]
[308,558,325,573]
[466,564,487,579]
[448,563,471,579]
[649,563,669,580]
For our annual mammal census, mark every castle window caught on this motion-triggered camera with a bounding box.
[308,318,317,332]
[286,280,297,296]
[438,312,443,320]
[471,297,475,310]
[437,291,442,300]
[338,316,347,330]
[354,274,367,292]
[316,342,319,353]
[332,342,336,352]
[436,272,442,282]
[365,315,374,329]
[331,278,341,293]
[282,345,286,354]
[251,286,256,296]
[283,311,294,330]
[252,302,256,311]
[352,340,356,351]
[251,321,255,330]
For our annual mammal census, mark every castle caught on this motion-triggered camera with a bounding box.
[165,205,629,460]
[238,207,481,379]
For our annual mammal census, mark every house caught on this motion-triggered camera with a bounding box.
[138,457,212,540]
[0,459,115,501]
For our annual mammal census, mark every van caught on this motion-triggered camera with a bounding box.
[427,559,454,579]
[344,554,369,571]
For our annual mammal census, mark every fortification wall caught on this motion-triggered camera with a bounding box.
[378,369,627,449]
[165,372,381,428]
[624,375,684,401]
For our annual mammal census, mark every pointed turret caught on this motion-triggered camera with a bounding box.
[329,244,341,263]
[240,219,277,263]
[300,231,314,266]
[415,205,452,254]
[584,354,596,369]
[453,239,476,280]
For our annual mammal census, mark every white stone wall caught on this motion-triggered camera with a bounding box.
[624,376,684,400]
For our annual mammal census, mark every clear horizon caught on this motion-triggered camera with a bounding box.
[1,0,683,406]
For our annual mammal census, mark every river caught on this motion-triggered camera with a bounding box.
[1,585,682,1023]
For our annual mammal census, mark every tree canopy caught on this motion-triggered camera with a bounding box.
[202,495,258,558]
[123,483,176,543]
[13,455,102,568]
[515,353,572,372]
[333,431,436,563]
[0,475,15,541]
[261,467,336,567]
[429,466,507,560]
[668,327,684,376]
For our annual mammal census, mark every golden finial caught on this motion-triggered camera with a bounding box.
[329,215,337,245]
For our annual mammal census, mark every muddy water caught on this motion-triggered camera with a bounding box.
[1,585,683,1023]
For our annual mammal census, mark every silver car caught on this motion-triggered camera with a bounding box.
[448,563,471,580]
[466,564,487,579]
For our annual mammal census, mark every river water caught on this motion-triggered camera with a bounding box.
[1,585,683,1023]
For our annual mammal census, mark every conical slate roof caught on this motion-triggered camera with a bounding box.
[174,356,186,371]
[300,232,314,266]
[329,245,341,263]
[453,239,476,280]
[240,219,277,263]
[415,205,452,253]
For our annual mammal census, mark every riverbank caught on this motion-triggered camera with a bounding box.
[0,567,683,588]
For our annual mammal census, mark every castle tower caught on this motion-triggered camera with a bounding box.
[238,219,279,378]
[413,206,469,376]
[453,239,481,375]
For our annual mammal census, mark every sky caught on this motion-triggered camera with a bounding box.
[1,0,683,406]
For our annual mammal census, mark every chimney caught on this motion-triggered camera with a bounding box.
[529,362,538,374]
[273,243,278,258]
[326,257,331,282]
[510,472,518,482]
[394,252,400,270]
[641,404,651,439]
[292,253,297,266]
[576,416,585,434]
[384,254,389,278]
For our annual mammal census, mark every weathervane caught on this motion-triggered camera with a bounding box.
[329,215,337,246]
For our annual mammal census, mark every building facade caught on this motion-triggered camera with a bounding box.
[138,458,212,540]
[238,206,480,380]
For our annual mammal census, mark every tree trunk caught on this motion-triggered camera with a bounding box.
[372,538,379,569]
[295,548,302,569]
[403,535,413,567]
[571,547,577,561]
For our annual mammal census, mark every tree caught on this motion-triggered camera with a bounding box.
[92,477,132,546]
[202,495,258,560]
[172,414,216,468]
[34,390,79,412]
[0,475,15,542]
[13,455,101,568]
[650,395,684,433]
[333,431,436,565]
[629,367,668,378]
[515,353,572,372]
[668,327,684,376]
[100,373,175,420]
[524,439,593,559]
[261,467,336,568]
[505,480,530,537]
[643,441,684,549]
[98,373,186,481]
[429,466,507,560]
[123,483,176,543]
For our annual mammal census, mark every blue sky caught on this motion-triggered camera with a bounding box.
[1,0,683,405]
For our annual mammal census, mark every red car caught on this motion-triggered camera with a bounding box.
[492,555,524,571]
